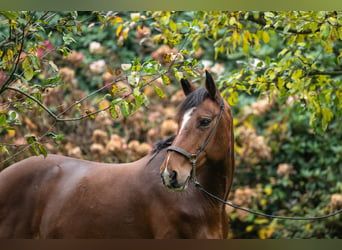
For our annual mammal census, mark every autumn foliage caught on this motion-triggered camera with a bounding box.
[0,11,341,238]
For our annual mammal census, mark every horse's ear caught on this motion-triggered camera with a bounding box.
[181,78,195,96]
[205,70,218,100]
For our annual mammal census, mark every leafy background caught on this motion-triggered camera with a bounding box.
[0,11,341,238]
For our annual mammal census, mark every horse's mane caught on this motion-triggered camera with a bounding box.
[151,135,175,154]
[176,88,209,120]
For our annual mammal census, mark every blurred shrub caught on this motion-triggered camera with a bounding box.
[228,93,342,238]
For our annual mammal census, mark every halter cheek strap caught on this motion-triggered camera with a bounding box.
[167,98,225,182]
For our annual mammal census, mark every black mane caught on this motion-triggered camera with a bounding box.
[176,88,210,120]
[151,135,175,154]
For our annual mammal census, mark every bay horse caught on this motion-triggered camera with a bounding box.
[0,71,234,238]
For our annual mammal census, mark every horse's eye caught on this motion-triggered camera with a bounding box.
[199,118,212,127]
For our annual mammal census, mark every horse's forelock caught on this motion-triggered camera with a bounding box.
[176,88,209,121]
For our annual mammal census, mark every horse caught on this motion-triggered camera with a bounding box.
[0,71,234,238]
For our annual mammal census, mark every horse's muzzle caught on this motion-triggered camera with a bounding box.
[160,170,189,192]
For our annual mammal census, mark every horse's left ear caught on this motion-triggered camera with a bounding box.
[205,70,218,100]
[181,78,195,96]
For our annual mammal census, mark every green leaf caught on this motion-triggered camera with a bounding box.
[38,144,47,158]
[320,22,331,40]
[135,94,144,107]
[109,105,118,119]
[28,54,41,70]
[62,33,76,45]
[46,132,65,142]
[30,144,40,156]
[154,86,166,98]
[0,145,9,155]
[133,87,140,97]
[0,114,7,127]
[321,107,333,130]
[169,19,177,32]
[175,71,184,82]
[227,91,238,106]
[160,15,170,26]
[48,61,59,72]
[120,101,130,116]
[0,11,19,20]
[25,135,37,144]
[161,74,170,85]
[22,56,34,81]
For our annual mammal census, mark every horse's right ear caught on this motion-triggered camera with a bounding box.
[181,78,195,96]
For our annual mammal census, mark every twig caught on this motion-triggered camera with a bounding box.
[246,12,322,35]
[57,77,125,118]
[5,86,59,120]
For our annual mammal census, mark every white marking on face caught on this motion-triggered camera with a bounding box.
[162,107,195,187]
[179,107,196,135]
[162,155,171,184]
[164,155,170,173]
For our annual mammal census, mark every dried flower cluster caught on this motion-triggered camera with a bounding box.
[330,194,342,210]
[276,163,295,177]
[236,125,271,166]
[226,187,258,220]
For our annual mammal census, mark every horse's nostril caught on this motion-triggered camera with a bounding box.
[161,173,166,185]
[169,170,178,186]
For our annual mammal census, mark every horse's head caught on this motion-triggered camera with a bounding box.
[160,71,234,192]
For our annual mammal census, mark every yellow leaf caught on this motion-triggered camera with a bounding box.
[153,86,166,98]
[259,198,267,206]
[243,30,251,41]
[258,227,275,239]
[161,74,170,85]
[169,19,177,32]
[7,129,15,138]
[291,69,302,81]
[255,218,269,224]
[116,24,123,37]
[111,85,118,95]
[258,229,267,239]
[262,31,270,43]
[245,225,254,232]
[229,16,236,26]
[112,16,123,25]
[130,13,140,22]
[174,71,183,82]
[164,53,171,63]
[85,110,95,119]
[264,186,272,195]
[6,49,13,61]
[99,100,110,110]
[122,27,129,39]
[232,30,240,42]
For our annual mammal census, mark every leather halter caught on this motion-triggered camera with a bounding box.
[167,98,225,182]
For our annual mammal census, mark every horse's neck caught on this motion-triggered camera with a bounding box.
[198,158,231,201]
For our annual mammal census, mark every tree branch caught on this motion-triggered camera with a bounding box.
[0,21,26,94]
[246,13,319,35]
[308,70,342,76]
[4,86,116,122]
[5,86,60,120]
[56,76,125,118]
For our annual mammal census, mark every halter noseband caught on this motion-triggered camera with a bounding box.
[167,98,225,182]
